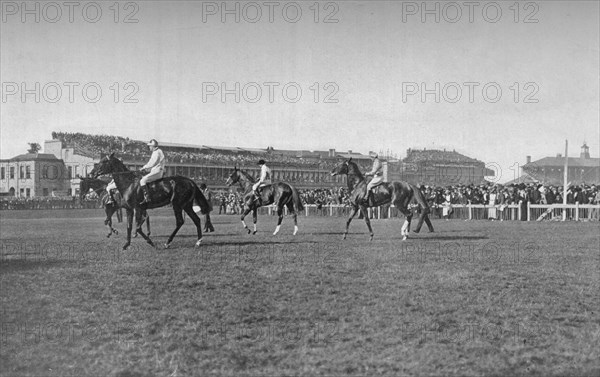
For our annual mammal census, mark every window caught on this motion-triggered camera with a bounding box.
[20,188,24,196]
[0,167,4,180]
[67,166,72,179]
[10,167,14,179]
[26,188,30,197]
[43,188,48,196]
[20,165,24,179]
[25,165,31,179]
[67,188,72,196]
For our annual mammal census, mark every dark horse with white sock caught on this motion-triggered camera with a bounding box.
[90,153,210,250]
[225,167,304,235]
[330,158,434,241]
[79,177,150,238]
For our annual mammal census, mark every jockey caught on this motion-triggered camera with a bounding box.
[139,139,165,205]
[365,153,383,202]
[105,179,117,205]
[252,159,272,204]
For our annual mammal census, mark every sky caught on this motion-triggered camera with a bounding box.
[1,0,598,183]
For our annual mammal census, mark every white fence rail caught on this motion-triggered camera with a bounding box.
[252,203,600,222]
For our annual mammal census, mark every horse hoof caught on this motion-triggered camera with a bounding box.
[147,240,154,247]
[369,235,373,242]
[247,229,251,234]
[106,234,111,238]
[342,234,347,240]
[402,236,408,241]
[164,243,170,249]
[253,231,257,235]
[133,234,138,238]
[114,230,119,235]
[195,239,202,247]
[122,244,130,251]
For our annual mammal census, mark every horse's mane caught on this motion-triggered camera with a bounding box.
[239,169,257,183]
[346,160,365,181]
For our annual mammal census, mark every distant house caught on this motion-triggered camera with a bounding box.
[522,143,600,185]
[0,153,68,197]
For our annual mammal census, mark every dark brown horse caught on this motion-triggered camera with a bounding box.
[225,167,304,235]
[330,158,434,240]
[90,153,210,250]
[79,177,150,238]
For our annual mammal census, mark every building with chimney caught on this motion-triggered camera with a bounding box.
[522,142,600,185]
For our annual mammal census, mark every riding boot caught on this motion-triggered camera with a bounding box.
[140,185,151,205]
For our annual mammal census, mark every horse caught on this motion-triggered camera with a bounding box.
[225,167,304,235]
[89,153,210,250]
[330,158,434,241]
[79,177,150,238]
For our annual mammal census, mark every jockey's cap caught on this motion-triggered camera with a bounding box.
[147,139,158,147]
[258,159,266,165]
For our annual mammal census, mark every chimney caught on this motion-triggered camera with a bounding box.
[556,153,562,158]
[348,150,352,154]
[580,142,590,159]
[526,156,531,164]
[328,148,335,157]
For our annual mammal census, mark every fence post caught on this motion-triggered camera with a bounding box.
[468,204,472,220]
[378,206,382,219]
[518,201,522,221]
[305,205,308,217]
[575,202,579,221]
[268,206,272,215]
[388,206,391,218]
[329,205,333,217]
[527,201,531,221]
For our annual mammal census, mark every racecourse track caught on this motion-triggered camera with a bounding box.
[1,208,599,376]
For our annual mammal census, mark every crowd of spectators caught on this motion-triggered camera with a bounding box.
[0,196,84,210]
[404,148,480,164]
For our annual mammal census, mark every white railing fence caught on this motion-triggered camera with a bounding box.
[251,202,600,222]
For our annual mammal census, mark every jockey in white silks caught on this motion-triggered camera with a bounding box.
[139,139,165,205]
[105,179,117,204]
[365,153,384,201]
[252,159,272,204]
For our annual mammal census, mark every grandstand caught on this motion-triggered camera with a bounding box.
[399,148,494,186]
[45,132,378,193]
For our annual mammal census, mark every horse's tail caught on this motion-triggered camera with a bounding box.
[193,183,210,214]
[410,184,430,214]
[290,185,304,211]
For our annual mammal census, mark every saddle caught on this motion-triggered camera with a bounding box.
[363,184,387,206]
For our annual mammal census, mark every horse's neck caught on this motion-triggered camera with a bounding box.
[111,166,134,192]
[240,172,255,189]
[347,165,364,191]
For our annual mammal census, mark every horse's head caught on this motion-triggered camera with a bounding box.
[330,158,352,177]
[90,153,121,178]
[225,166,240,186]
[79,178,90,200]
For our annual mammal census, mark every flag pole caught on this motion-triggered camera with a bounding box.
[562,139,568,221]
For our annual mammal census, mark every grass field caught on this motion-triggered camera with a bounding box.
[1,209,599,376]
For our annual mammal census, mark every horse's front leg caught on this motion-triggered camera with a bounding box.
[123,208,134,250]
[135,209,154,247]
[252,208,258,235]
[240,207,253,234]
[146,212,151,236]
[273,205,284,235]
[343,205,360,240]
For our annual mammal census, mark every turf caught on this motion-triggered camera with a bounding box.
[1,209,599,376]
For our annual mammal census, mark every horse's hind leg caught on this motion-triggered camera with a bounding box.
[398,208,412,241]
[240,207,253,234]
[252,208,258,235]
[146,213,151,236]
[183,205,203,247]
[286,201,298,235]
[359,205,374,241]
[273,205,284,235]
[165,205,185,249]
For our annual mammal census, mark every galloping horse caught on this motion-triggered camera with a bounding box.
[90,153,210,250]
[79,177,150,238]
[225,167,304,235]
[330,158,434,240]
